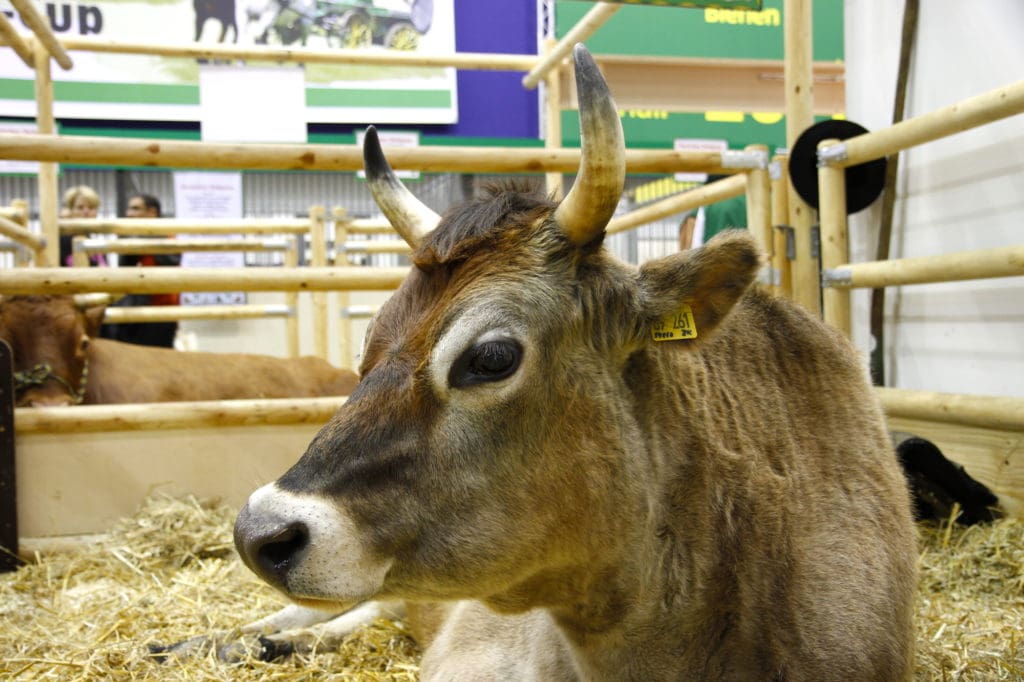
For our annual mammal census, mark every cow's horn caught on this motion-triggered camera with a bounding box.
[554,44,625,246]
[362,126,440,247]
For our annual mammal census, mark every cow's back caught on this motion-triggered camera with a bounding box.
[86,339,358,403]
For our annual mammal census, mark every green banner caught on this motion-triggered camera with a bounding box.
[575,0,762,8]
[557,0,842,60]
[557,0,844,154]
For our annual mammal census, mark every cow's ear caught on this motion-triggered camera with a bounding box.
[635,231,762,345]
[82,305,106,338]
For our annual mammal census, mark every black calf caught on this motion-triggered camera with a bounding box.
[893,432,1001,525]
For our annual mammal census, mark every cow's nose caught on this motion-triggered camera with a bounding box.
[234,503,309,590]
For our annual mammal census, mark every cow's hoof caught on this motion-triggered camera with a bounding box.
[147,643,170,663]
[215,636,264,663]
[147,634,214,662]
[258,635,295,661]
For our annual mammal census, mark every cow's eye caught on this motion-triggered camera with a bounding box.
[449,339,522,388]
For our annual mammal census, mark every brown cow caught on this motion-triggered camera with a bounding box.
[0,295,358,406]
[233,46,917,679]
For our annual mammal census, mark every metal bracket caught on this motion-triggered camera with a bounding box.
[821,267,854,288]
[263,304,293,317]
[340,305,377,320]
[772,224,819,260]
[721,149,770,170]
[774,224,796,260]
[757,266,780,287]
[817,141,849,167]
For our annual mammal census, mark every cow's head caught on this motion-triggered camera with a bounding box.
[234,45,761,614]
[0,295,104,406]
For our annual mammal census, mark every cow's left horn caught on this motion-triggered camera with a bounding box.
[554,44,625,246]
[362,126,440,248]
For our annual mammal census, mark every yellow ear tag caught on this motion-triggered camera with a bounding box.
[651,304,698,342]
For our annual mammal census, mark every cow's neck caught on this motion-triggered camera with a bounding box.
[541,344,733,678]
[481,518,717,678]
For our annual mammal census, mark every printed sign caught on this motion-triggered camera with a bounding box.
[0,0,457,125]
[674,138,729,183]
[174,171,246,305]
[355,129,420,180]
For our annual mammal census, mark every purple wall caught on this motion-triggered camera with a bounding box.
[441,0,538,139]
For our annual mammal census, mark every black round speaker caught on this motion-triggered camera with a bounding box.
[789,119,887,214]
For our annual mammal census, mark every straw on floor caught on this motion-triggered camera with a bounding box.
[0,494,1020,680]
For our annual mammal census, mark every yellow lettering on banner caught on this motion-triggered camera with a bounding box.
[705,111,745,123]
[705,7,781,27]
[751,112,784,125]
[621,110,669,120]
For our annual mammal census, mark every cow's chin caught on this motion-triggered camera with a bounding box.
[277,566,390,613]
[287,594,369,614]
[237,484,393,609]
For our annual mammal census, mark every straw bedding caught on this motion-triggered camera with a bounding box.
[1,494,1021,680]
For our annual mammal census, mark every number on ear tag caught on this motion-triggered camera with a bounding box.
[651,304,698,342]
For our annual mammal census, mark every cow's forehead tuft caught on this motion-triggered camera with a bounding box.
[2,295,84,335]
[412,182,557,269]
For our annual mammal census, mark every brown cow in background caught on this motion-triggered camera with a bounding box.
[0,295,357,407]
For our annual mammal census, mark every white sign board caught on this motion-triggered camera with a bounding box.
[173,171,246,305]
[674,138,729,183]
[0,0,457,124]
[356,129,421,180]
[199,66,307,144]
[0,121,39,175]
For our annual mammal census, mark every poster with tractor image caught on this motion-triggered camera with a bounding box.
[243,0,434,50]
[0,0,456,124]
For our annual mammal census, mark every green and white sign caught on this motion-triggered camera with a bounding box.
[0,0,457,126]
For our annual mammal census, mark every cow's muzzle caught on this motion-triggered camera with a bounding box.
[234,501,310,592]
[233,483,393,606]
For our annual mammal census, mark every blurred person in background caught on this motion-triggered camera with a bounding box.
[59,185,105,266]
[99,194,180,348]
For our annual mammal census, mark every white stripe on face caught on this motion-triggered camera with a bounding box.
[244,483,393,605]
[427,301,527,399]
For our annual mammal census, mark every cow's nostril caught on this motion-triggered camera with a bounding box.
[255,522,309,580]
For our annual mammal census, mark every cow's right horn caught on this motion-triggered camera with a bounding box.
[362,126,440,248]
[554,44,625,247]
